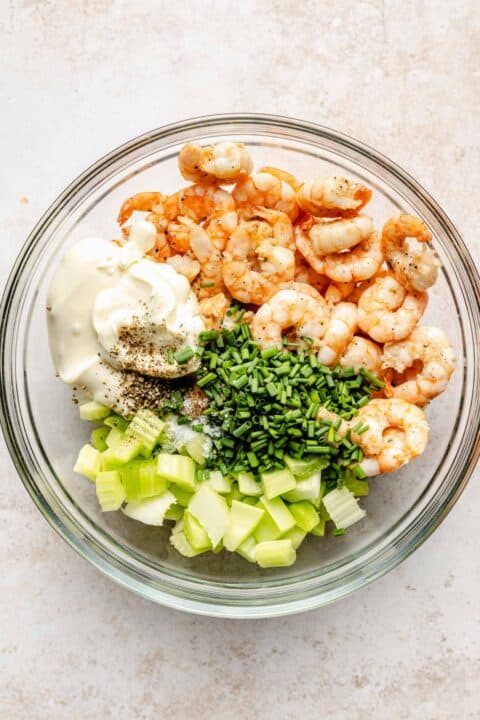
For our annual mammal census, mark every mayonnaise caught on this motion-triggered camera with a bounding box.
[47,221,205,413]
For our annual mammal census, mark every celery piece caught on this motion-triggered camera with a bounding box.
[242,496,259,507]
[79,401,110,422]
[125,409,164,452]
[188,485,230,547]
[212,539,224,554]
[288,501,320,533]
[253,511,282,543]
[184,434,212,466]
[105,426,124,450]
[237,472,263,497]
[310,504,330,536]
[322,487,366,529]
[164,504,184,522]
[171,518,184,535]
[170,484,194,507]
[236,535,257,564]
[204,470,232,494]
[258,496,296,534]
[284,455,328,480]
[345,477,369,497]
[119,460,168,501]
[184,510,212,551]
[110,436,144,464]
[157,453,196,491]
[96,470,126,511]
[283,471,321,503]
[104,414,129,431]
[255,539,296,568]
[223,500,265,551]
[74,444,101,481]
[261,468,296,500]
[282,526,307,550]
[100,449,123,471]
[170,530,206,558]
[122,490,176,525]
[225,484,244,505]
[90,426,109,452]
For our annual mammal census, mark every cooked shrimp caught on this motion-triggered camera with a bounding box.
[179,184,235,223]
[324,231,384,283]
[253,207,295,250]
[324,281,356,304]
[357,273,428,343]
[298,214,374,256]
[178,142,253,184]
[339,336,383,374]
[297,176,372,218]
[317,302,358,366]
[252,289,328,349]
[198,292,230,330]
[204,210,238,251]
[381,326,456,405]
[188,224,225,299]
[278,280,323,299]
[382,214,440,292]
[233,171,299,221]
[222,219,296,304]
[294,253,329,294]
[117,191,179,227]
[166,254,201,283]
[350,398,429,475]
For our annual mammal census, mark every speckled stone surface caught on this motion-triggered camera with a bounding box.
[1,2,479,718]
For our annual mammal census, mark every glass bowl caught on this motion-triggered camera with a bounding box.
[1,114,479,618]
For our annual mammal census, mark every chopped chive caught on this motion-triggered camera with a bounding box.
[174,346,194,364]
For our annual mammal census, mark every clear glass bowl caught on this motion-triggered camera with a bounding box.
[1,114,479,618]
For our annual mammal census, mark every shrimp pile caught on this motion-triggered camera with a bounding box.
[116,142,456,478]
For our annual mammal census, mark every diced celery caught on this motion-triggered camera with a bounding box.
[183,434,212,466]
[237,472,263,497]
[90,426,109,452]
[125,409,164,452]
[109,436,144,464]
[74,444,101,481]
[119,460,168,500]
[170,484,194,507]
[79,401,110,422]
[255,539,296,568]
[212,539,224,554]
[171,518,184,535]
[105,426,124,449]
[310,504,330,536]
[104,414,129,431]
[253,511,282,543]
[236,535,257,563]
[164,504,184,522]
[96,470,126,511]
[122,490,176,525]
[283,471,321,503]
[223,500,265,551]
[188,485,229,547]
[242,496,259,507]
[261,468,296,499]
[184,510,212,551]
[345,477,369,497]
[282,526,307,550]
[322,487,366,529]
[157,453,196,491]
[284,455,328,480]
[225,485,244,504]
[258,496,296,534]
[204,470,232,494]
[100,449,123,471]
[288,501,320,532]
[170,530,206,557]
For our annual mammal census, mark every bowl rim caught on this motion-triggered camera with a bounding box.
[1,112,480,618]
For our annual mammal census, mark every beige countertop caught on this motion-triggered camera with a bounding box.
[1,1,479,718]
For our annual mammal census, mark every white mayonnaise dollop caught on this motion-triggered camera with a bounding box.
[47,221,204,412]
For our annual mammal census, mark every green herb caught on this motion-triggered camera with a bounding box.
[175,347,194,364]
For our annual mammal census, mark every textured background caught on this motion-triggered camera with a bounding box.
[1,1,479,718]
